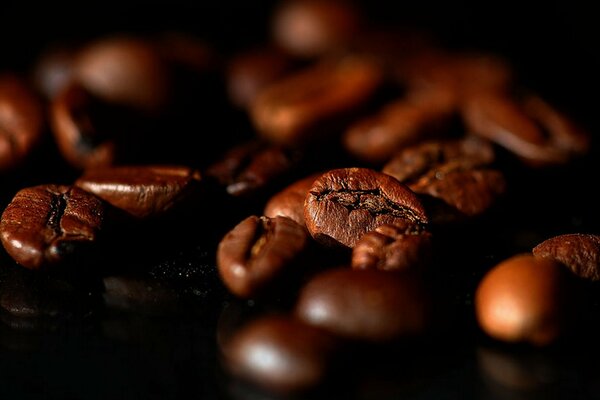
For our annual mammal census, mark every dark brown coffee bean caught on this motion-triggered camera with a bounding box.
[462,92,591,167]
[222,314,337,394]
[351,222,433,271]
[226,46,296,109]
[475,254,571,346]
[74,165,201,219]
[217,215,309,299]
[250,55,382,147]
[73,35,170,113]
[382,135,495,182]
[264,172,322,226]
[271,0,362,58]
[382,136,505,222]
[0,74,45,172]
[205,139,302,197]
[343,89,457,164]
[304,168,427,248]
[533,233,600,282]
[49,83,119,169]
[295,268,430,341]
[0,185,105,270]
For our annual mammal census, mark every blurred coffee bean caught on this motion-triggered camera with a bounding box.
[221,314,338,394]
[474,254,573,346]
[533,233,600,282]
[295,268,431,341]
[250,54,383,147]
[351,222,432,271]
[271,0,363,58]
[217,215,309,299]
[462,92,591,167]
[31,45,75,100]
[74,165,202,219]
[205,139,303,198]
[0,185,105,270]
[263,172,322,227]
[226,46,297,109]
[0,74,45,173]
[304,167,428,248]
[73,35,170,113]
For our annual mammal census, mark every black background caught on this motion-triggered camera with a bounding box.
[1,1,600,399]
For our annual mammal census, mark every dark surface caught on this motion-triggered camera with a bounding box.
[2,1,600,399]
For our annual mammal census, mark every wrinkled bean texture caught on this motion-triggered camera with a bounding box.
[533,233,600,282]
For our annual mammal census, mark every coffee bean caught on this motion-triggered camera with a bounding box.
[217,215,309,299]
[74,165,202,219]
[264,172,322,227]
[205,139,302,198]
[271,0,362,58]
[295,267,431,341]
[0,74,44,173]
[73,35,170,113]
[343,89,457,164]
[31,44,75,100]
[462,92,591,167]
[474,254,572,346]
[221,314,337,393]
[226,46,296,109]
[250,55,382,147]
[533,233,600,282]
[0,185,105,270]
[304,167,427,248]
[351,222,433,271]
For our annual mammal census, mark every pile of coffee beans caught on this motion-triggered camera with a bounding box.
[1,0,599,398]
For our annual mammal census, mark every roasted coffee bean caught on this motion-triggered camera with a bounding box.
[0,185,105,270]
[49,83,119,169]
[351,222,432,271]
[462,92,591,167]
[304,168,427,248]
[264,172,322,227]
[205,139,302,198]
[74,165,202,219]
[271,0,362,58]
[217,215,309,299]
[343,89,457,164]
[73,35,170,113]
[533,233,600,282]
[295,268,430,341]
[221,314,337,394]
[382,136,505,222]
[0,74,45,173]
[474,254,572,346]
[382,136,495,182]
[226,46,296,109]
[250,55,382,147]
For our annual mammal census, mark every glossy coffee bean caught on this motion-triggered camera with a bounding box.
[351,222,432,271]
[73,35,170,113]
[343,89,457,164]
[49,83,119,169]
[295,268,430,341]
[222,314,337,394]
[475,254,572,346]
[0,74,44,172]
[74,165,202,219]
[205,139,302,198]
[304,168,427,248]
[0,185,105,270]
[217,215,309,299]
[271,0,362,58]
[263,172,322,227]
[533,233,600,282]
[250,55,382,147]
[462,92,591,167]
[226,46,296,109]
